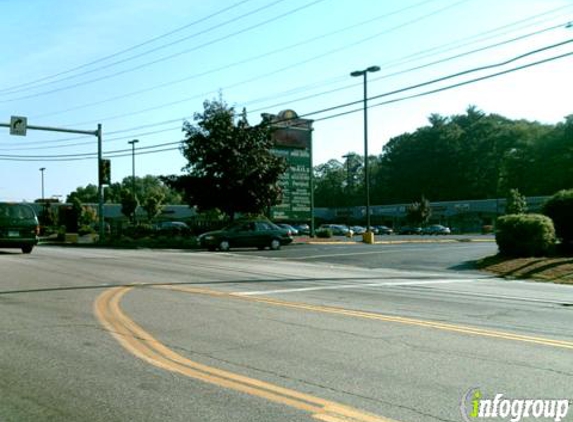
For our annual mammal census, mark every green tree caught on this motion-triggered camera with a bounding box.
[120,189,138,222]
[163,98,287,220]
[505,188,527,215]
[313,159,346,208]
[376,107,557,204]
[67,184,99,203]
[406,196,432,226]
[142,189,165,222]
[66,176,182,205]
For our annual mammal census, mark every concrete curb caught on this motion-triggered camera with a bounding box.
[301,237,495,246]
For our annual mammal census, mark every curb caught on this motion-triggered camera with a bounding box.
[301,238,495,246]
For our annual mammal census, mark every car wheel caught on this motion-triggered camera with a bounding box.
[269,239,281,250]
[218,240,230,252]
[21,245,33,254]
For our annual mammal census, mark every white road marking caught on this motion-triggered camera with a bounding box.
[234,278,477,296]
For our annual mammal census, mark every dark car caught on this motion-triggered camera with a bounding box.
[277,223,299,236]
[154,221,190,234]
[292,223,310,235]
[422,224,451,235]
[318,224,352,236]
[0,203,40,254]
[397,226,422,235]
[198,219,293,251]
[374,225,394,235]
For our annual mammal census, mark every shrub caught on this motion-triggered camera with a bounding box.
[123,223,155,239]
[316,228,333,238]
[505,188,527,214]
[543,189,573,244]
[78,224,96,236]
[495,214,556,257]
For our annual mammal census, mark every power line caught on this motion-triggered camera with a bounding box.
[0,0,255,95]
[304,37,573,120]
[24,0,562,131]
[32,0,439,120]
[0,0,327,103]
[241,20,572,115]
[64,0,475,127]
[3,42,571,162]
[312,50,573,123]
[5,18,572,155]
[0,0,289,97]
[0,141,182,160]
[378,3,573,71]
[15,16,572,151]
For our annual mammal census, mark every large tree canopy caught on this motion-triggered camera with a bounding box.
[314,106,571,207]
[163,99,287,220]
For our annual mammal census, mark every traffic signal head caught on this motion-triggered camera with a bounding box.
[99,159,111,185]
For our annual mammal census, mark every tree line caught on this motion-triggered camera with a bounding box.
[66,102,572,223]
[315,106,573,208]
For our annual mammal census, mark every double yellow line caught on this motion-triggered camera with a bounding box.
[164,285,573,350]
[95,283,573,422]
[95,286,397,422]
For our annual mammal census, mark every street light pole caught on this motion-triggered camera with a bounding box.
[350,65,380,235]
[127,139,139,224]
[127,139,139,196]
[39,167,46,202]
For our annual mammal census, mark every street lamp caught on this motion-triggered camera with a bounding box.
[39,167,46,202]
[127,139,139,223]
[127,139,139,196]
[350,65,380,236]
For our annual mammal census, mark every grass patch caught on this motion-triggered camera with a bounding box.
[476,255,573,284]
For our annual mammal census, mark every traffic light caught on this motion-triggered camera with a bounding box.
[99,159,111,185]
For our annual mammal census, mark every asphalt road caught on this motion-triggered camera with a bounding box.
[1,244,572,422]
[238,236,499,271]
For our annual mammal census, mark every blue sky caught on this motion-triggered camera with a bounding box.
[1,0,572,202]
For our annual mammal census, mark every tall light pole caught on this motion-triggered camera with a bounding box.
[127,139,139,223]
[350,65,380,235]
[39,167,46,202]
[128,139,139,196]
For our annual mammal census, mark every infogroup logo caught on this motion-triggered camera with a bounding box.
[460,388,570,422]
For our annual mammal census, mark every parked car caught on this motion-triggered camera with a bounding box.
[350,225,366,235]
[374,225,394,235]
[154,221,190,234]
[422,224,451,235]
[292,223,310,235]
[198,218,293,251]
[318,224,352,236]
[0,202,39,254]
[397,226,422,235]
[276,223,299,236]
